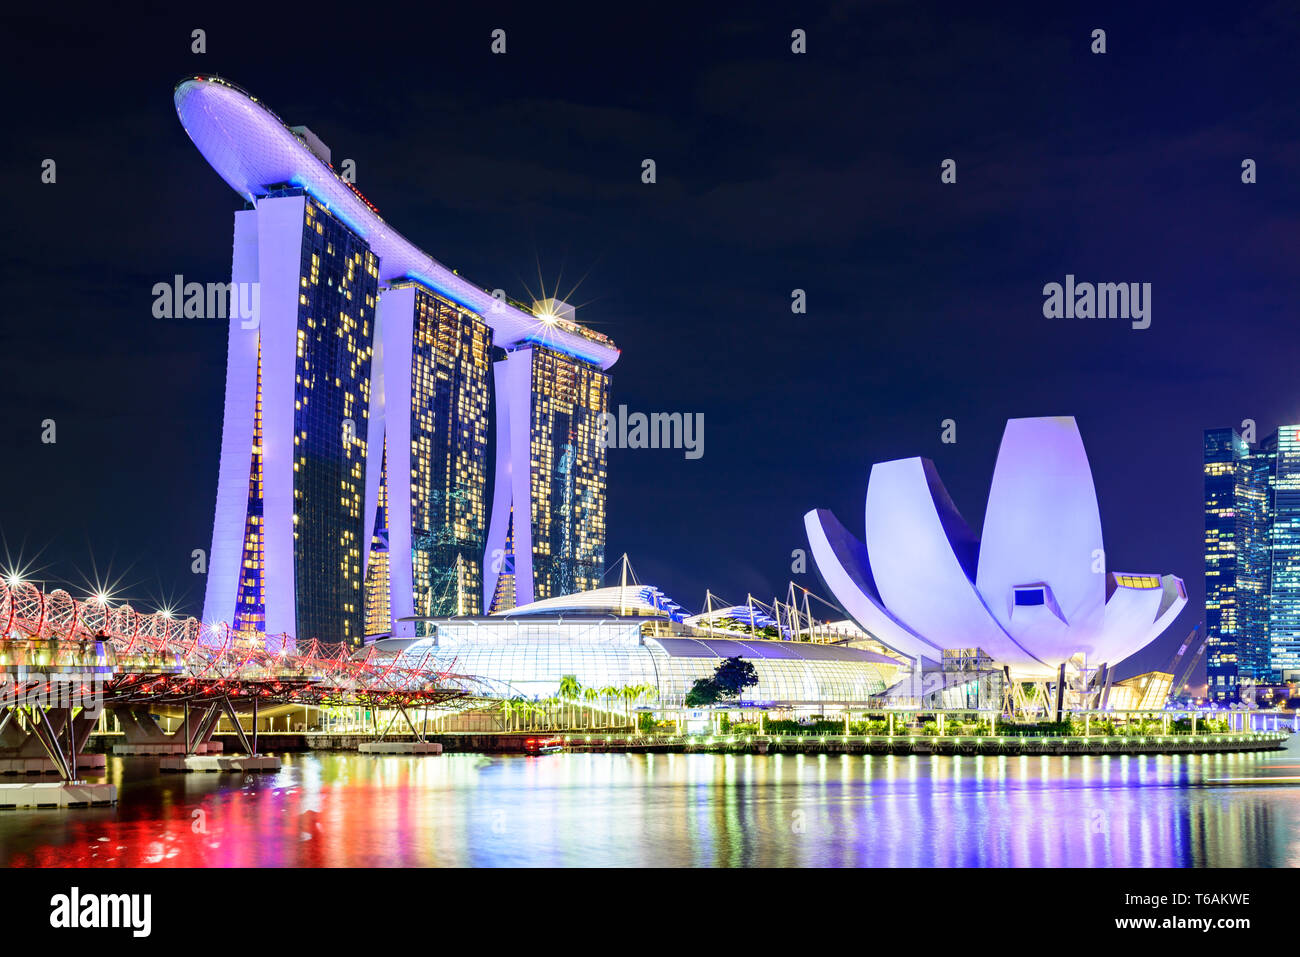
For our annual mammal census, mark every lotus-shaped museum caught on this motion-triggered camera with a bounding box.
[804,416,1185,679]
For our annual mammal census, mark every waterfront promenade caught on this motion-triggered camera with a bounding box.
[81,727,1285,757]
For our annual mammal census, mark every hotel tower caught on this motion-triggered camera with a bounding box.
[483,318,612,613]
[175,77,618,648]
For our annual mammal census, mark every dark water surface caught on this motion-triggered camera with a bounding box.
[4,739,1300,866]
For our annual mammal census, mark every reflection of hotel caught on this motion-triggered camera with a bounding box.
[175,77,618,647]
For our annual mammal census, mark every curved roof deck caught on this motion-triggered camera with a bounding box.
[374,626,898,668]
[649,636,900,667]
[173,76,619,370]
[491,584,686,621]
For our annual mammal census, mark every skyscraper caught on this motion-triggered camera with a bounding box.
[1203,428,1271,702]
[1268,427,1300,681]
[483,318,611,612]
[203,188,379,650]
[1199,423,1300,699]
[176,77,619,648]
[363,281,493,639]
[362,440,391,638]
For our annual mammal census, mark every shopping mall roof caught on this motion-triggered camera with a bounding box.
[652,636,898,666]
[492,585,687,621]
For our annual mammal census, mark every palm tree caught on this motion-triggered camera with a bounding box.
[557,675,582,727]
[503,697,531,732]
[583,687,600,728]
[507,699,525,731]
[599,686,620,727]
[536,696,554,731]
[506,696,527,733]
[620,686,640,726]
[628,684,657,732]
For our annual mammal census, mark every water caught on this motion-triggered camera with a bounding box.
[3,739,1300,866]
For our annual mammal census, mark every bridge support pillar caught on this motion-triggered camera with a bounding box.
[219,696,257,756]
[183,702,222,755]
[114,707,170,744]
[0,704,104,781]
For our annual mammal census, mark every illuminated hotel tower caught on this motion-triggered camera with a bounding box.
[362,282,493,638]
[484,300,611,612]
[175,77,618,647]
[206,189,378,649]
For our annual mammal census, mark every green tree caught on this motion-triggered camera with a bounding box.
[685,677,723,708]
[713,656,759,698]
[686,658,759,711]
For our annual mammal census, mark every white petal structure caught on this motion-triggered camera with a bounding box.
[806,416,1186,679]
[803,508,942,663]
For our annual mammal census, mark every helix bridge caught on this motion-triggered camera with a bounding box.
[0,578,477,783]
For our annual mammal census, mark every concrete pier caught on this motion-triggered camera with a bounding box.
[0,753,106,775]
[357,741,443,754]
[112,742,223,756]
[159,754,281,773]
[0,781,117,808]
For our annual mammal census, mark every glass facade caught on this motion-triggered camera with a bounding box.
[363,439,390,637]
[401,619,891,705]
[407,286,492,624]
[361,283,493,633]
[1269,427,1300,679]
[495,345,609,608]
[489,508,518,613]
[1204,427,1273,701]
[233,348,265,634]
[290,192,379,647]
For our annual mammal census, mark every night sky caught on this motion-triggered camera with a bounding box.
[3,2,1298,681]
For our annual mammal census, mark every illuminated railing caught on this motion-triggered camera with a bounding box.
[556,731,1289,752]
[0,579,475,704]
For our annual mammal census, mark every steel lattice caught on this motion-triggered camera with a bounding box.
[0,580,477,708]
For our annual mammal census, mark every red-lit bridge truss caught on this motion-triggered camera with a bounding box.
[0,579,479,710]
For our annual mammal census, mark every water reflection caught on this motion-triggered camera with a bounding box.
[2,739,1299,866]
